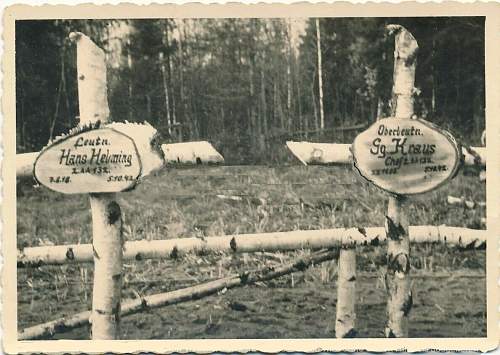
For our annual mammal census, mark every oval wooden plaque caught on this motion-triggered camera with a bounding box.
[352,118,461,195]
[34,128,142,194]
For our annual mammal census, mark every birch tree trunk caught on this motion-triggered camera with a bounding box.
[311,68,319,133]
[166,24,177,131]
[88,193,123,339]
[69,32,123,340]
[127,37,133,122]
[249,53,256,147]
[385,24,418,338]
[315,18,325,131]
[335,247,356,338]
[286,19,292,131]
[296,68,304,137]
[159,49,172,136]
[260,56,268,139]
[177,21,186,141]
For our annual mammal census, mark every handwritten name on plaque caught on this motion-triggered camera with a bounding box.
[34,128,142,194]
[352,118,460,195]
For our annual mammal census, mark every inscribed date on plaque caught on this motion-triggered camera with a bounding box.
[352,118,460,195]
[34,128,142,194]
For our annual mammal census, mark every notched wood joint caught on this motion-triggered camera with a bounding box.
[107,201,121,225]
[65,247,75,260]
[111,302,121,316]
[170,246,179,259]
[387,252,410,274]
[385,327,397,338]
[370,236,380,246]
[230,237,237,252]
[402,291,413,316]
[239,271,249,284]
[385,216,406,240]
[295,259,308,272]
[92,245,100,260]
[342,328,358,338]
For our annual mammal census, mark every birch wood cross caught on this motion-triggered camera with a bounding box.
[287,24,467,338]
[18,32,224,339]
[69,31,123,339]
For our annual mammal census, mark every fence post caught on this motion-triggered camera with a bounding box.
[384,25,418,338]
[335,246,356,338]
[69,32,123,339]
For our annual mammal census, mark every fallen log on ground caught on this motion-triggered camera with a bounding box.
[18,248,338,340]
[18,225,486,268]
[286,141,486,168]
[447,195,486,209]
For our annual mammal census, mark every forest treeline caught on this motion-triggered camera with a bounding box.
[16,17,484,163]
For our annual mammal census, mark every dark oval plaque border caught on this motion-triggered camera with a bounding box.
[351,118,462,196]
[33,127,144,194]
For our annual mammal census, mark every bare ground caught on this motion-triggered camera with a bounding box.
[17,165,487,339]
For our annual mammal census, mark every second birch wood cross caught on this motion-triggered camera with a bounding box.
[287,24,463,338]
[352,25,460,337]
[384,25,417,338]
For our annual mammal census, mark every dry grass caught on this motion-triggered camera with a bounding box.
[16,165,486,338]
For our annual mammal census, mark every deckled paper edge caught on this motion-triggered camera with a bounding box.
[2,2,499,353]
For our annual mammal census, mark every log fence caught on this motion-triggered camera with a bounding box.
[18,225,486,268]
[16,28,488,341]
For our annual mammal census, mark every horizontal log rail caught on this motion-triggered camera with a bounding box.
[18,225,486,268]
[18,248,339,340]
[286,141,486,167]
[16,141,224,179]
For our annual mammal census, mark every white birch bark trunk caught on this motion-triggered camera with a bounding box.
[315,18,325,131]
[311,68,319,132]
[69,32,123,340]
[88,193,123,339]
[18,225,486,267]
[385,25,418,338]
[286,19,293,131]
[159,51,172,136]
[127,37,133,122]
[335,247,356,337]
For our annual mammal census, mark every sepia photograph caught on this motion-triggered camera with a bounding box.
[2,3,499,353]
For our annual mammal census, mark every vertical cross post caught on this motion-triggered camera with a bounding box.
[335,246,356,338]
[70,32,123,339]
[385,25,418,338]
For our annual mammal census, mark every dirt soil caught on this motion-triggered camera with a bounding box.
[17,166,487,339]
[18,267,486,339]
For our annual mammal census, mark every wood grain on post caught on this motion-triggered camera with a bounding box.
[335,247,356,338]
[70,32,123,339]
[385,24,417,338]
[18,225,486,267]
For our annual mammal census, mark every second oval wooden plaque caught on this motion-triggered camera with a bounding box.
[352,118,461,195]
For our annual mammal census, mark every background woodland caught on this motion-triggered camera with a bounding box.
[16,17,485,163]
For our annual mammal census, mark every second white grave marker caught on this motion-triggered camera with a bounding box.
[352,117,461,195]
